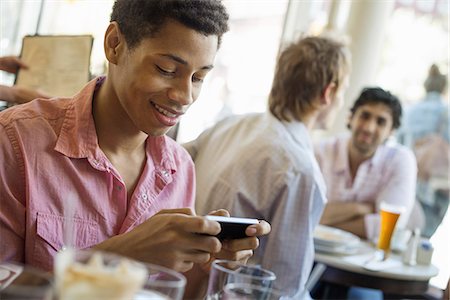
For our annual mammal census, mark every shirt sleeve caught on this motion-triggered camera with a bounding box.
[0,124,26,264]
[259,170,325,296]
[369,147,417,229]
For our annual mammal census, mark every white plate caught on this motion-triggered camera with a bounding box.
[314,243,359,255]
[314,225,360,248]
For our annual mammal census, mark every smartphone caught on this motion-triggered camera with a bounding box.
[205,215,259,240]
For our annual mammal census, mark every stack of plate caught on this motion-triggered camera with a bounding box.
[314,225,360,254]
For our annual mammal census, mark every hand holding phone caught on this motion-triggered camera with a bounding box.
[205,215,259,240]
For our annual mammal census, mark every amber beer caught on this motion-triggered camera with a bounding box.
[377,203,403,259]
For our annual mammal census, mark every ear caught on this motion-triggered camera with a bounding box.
[104,22,124,65]
[321,82,337,106]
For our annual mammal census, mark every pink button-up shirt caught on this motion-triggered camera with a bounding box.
[0,77,195,271]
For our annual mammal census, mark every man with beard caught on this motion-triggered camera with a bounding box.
[315,87,417,239]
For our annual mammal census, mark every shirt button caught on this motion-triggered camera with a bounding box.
[161,170,169,177]
[141,193,148,200]
[115,185,122,191]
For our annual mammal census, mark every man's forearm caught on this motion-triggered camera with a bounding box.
[332,216,367,239]
[320,202,373,226]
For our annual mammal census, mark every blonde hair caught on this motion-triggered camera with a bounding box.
[269,36,351,122]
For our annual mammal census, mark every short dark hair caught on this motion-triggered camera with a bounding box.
[110,0,229,50]
[424,64,447,93]
[349,87,402,129]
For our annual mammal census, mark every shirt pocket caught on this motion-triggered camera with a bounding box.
[33,212,99,271]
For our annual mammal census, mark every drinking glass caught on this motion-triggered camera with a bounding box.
[377,203,404,259]
[206,260,276,300]
[55,249,186,300]
[223,283,289,300]
[0,263,53,300]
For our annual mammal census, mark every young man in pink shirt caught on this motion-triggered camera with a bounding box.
[0,0,269,297]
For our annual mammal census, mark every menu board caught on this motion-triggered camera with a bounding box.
[15,35,93,97]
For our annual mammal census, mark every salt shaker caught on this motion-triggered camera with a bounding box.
[402,228,420,266]
[416,240,434,265]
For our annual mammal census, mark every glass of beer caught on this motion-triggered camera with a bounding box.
[377,202,404,260]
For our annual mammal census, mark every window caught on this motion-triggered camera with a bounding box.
[177,0,289,142]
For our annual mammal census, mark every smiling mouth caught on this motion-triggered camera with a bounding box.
[150,101,181,118]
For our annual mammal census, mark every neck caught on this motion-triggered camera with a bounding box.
[347,139,375,180]
[299,110,318,130]
[93,77,147,155]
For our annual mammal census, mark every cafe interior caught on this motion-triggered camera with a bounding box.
[0,0,448,299]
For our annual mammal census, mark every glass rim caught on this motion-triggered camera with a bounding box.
[212,259,276,281]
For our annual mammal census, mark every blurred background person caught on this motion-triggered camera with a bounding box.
[0,56,50,105]
[398,64,449,238]
[314,87,420,300]
[315,87,419,240]
[184,35,351,298]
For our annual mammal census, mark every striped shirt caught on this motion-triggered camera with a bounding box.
[184,112,326,297]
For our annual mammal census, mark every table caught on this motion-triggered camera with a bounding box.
[314,242,439,298]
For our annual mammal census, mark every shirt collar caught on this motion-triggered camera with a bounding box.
[426,91,443,101]
[335,134,385,173]
[54,76,177,174]
[54,77,101,159]
[334,134,351,174]
[268,112,312,150]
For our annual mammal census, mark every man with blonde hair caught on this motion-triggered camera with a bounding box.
[184,35,351,297]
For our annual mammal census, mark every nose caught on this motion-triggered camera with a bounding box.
[361,118,377,133]
[167,79,194,106]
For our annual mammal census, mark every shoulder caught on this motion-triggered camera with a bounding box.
[210,113,263,136]
[315,135,346,157]
[0,97,71,127]
[0,98,71,151]
[381,142,416,166]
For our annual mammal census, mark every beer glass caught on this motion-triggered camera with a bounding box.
[377,202,404,259]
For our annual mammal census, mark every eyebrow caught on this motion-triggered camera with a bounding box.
[159,54,214,71]
[361,110,389,122]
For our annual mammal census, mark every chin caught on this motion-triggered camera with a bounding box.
[145,128,170,137]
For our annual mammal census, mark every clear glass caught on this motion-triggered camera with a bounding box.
[55,249,186,300]
[0,263,53,300]
[206,260,276,300]
[223,283,290,300]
